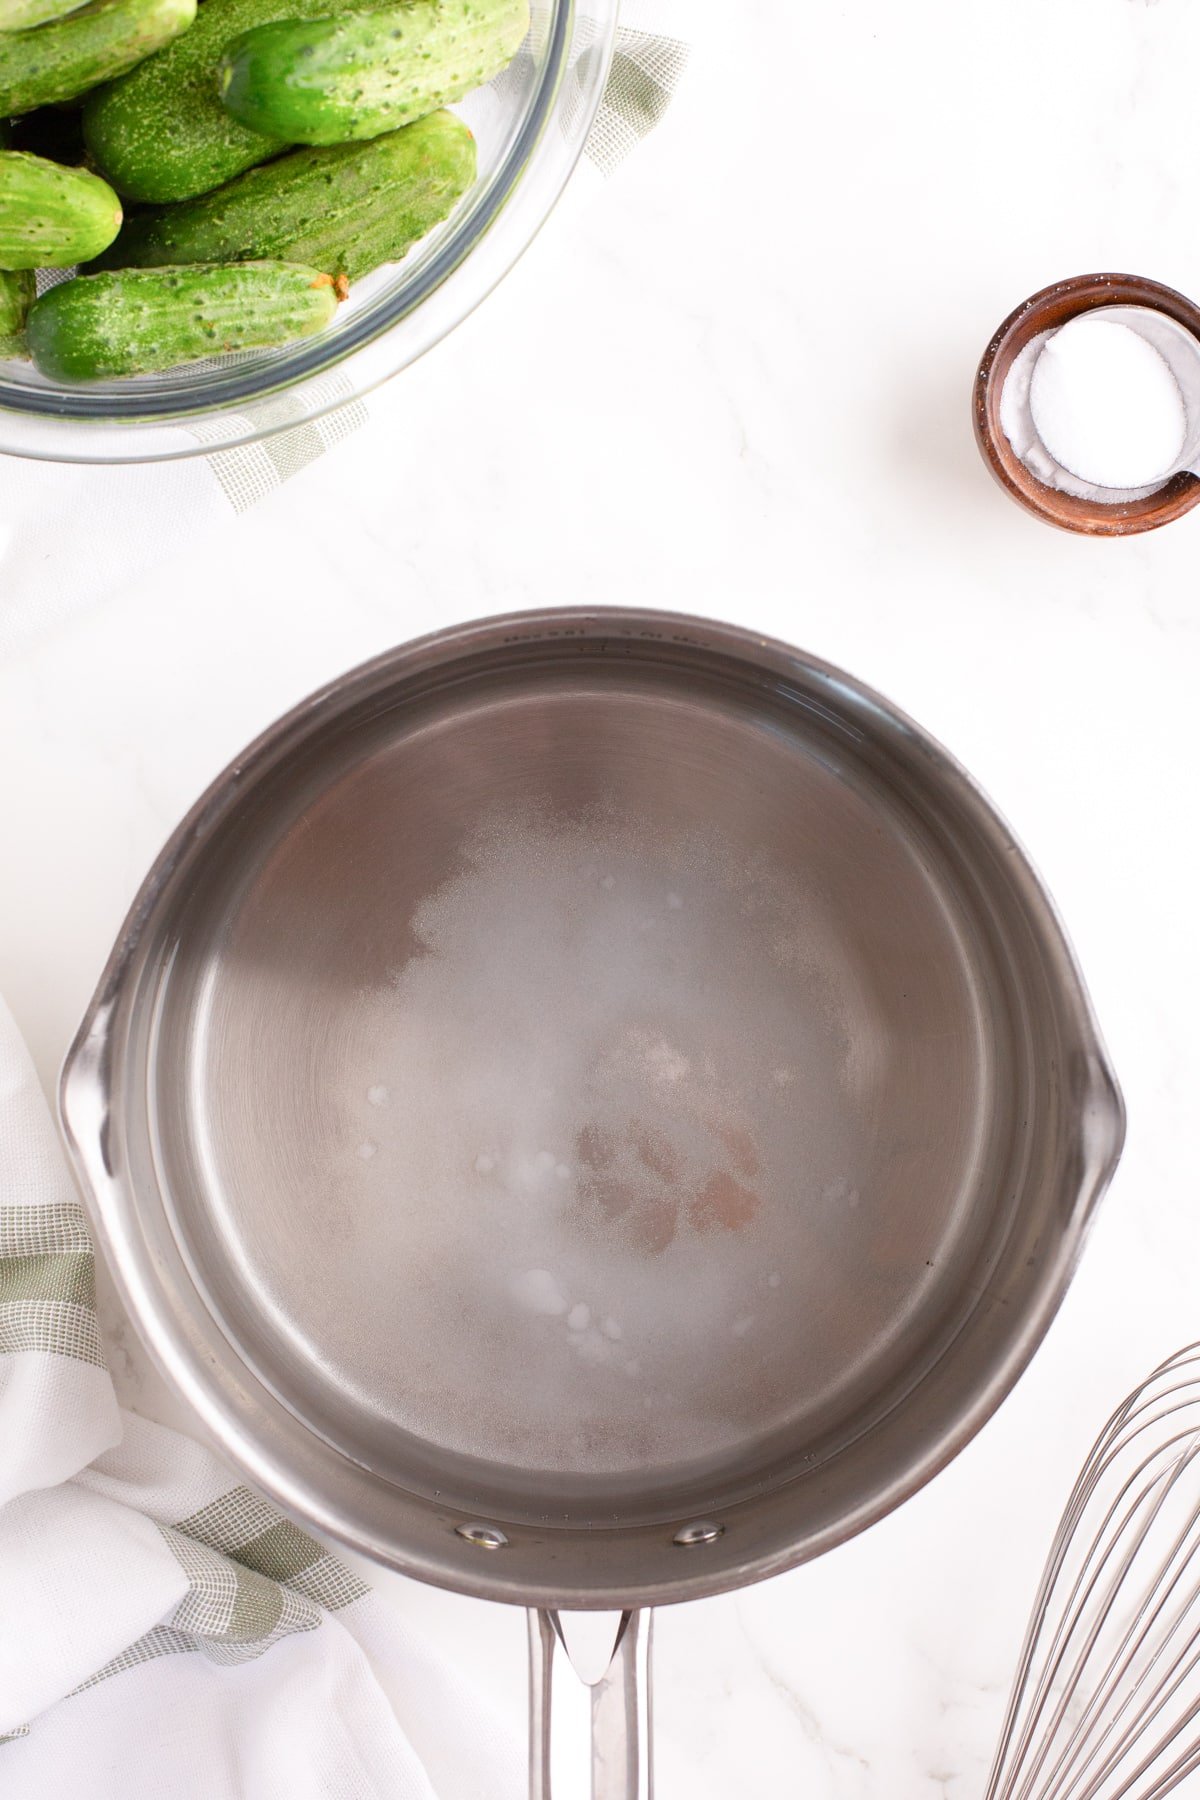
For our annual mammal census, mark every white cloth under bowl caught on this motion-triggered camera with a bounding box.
[0,992,525,1799]
[0,0,692,656]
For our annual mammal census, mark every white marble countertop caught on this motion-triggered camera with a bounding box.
[4,0,1200,1793]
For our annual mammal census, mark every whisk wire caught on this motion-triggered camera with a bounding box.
[1051,1486,1200,1800]
[1006,1464,1179,1800]
[985,1345,1200,1800]
[998,1436,1189,1800]
[988,1355,1200,1800]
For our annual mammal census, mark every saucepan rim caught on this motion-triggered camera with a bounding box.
[59,607,1126,1608]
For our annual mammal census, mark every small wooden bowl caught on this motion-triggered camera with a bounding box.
[973,273,1200,536]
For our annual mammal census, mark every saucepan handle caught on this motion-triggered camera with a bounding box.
[527,1607,654,1799]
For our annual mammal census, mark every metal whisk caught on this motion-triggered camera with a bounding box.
[985,1344,1200,1800]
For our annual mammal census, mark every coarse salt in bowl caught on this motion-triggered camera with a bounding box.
[974,273,1200,536]
[1026,315,1186,491]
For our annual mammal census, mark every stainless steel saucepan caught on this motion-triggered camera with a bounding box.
[60,610,1124,1797]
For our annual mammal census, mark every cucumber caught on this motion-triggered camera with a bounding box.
[0,150,120,265]
[83,0,396,202]
[0,0,195,116]
[218,0,528,146]
[0,0,88,33]
[26,259,339,378]
[0,265,33,351]
[93,109,475,280]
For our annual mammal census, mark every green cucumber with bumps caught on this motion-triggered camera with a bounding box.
[26,258,339,378]
[0,0,88,34]
[92,109,475,279]
[218,0,528,146]
[0,0,194,115]
[0,150,121,266]
[82,0,398,202]
[0,266,34,351]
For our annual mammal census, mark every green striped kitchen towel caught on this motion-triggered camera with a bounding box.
[0,993,522,1797]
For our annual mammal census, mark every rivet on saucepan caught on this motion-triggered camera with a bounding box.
[673,1520,725,1547]
[455,1522,509,1549]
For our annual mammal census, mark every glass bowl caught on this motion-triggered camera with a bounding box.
[0,0,618,464]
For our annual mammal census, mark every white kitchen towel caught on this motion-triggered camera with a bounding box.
[0,1,691,655]
[0,992,524,1800]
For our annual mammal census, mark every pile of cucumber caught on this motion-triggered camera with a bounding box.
[0,0,528,379]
